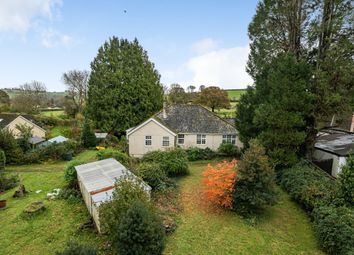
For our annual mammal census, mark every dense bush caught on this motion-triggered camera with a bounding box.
[116,200,165,255]
[100,174,151,243]
[55,240,97,255]
[218,143,241,157]
[58,188,82,203]
[0,129,23,164]
[313,206,354,255]
[0,174,19,192]
[97,148,130,167]
[0,149,5,171]
[135,162,168,190]
[232,140,278,215]
[81,120,96,148]
[337,156,354,207]
[280,161,335,211]
[64,160,85,189]
[142,149,189,176]
[185,147,217,161]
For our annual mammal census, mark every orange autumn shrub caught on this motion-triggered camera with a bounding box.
[202,160,237,209]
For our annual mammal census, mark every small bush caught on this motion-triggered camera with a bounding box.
[185,147,217,161]
[99,174,151,243]
[337,155,354,207]
[280,161,335,211]
[0,173,19,192]
[203,160,237,209]
[218,143,241,157]
[0,149,5,171]
[313,206,354,255]
[232,140,278,215]
[55,240,98,255]
[116,200,165,255]
[142,149,189,176]
[135,162,168,190]
[58,188,82,203]
[97,148,130,167]
[64,160,85,189]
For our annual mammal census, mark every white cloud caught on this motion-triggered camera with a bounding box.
[161,42,253,89]
[191,38,219,54]
[0,0,62,33]
[40,27,73,48]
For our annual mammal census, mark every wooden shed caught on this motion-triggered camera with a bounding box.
[75,158,151,232]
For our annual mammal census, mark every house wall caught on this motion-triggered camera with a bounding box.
[6,117,46,138]
[128,120,175,157]
[177,133,243,151]
[313,149,347,177]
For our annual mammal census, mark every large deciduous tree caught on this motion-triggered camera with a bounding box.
[168,84,188,104]
[11,81,47,113]
[87,37,163,133]
[62,70,89,116]
[197,86,230,112]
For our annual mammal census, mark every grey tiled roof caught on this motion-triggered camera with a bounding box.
[154,104,236,134]
[315,133,354,156]
[0,114,35,128]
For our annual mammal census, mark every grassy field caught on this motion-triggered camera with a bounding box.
[40,110,66,118]
[0,150,104,255]
[1,157,322,255]
[225,89,247,101]
[165,161,323,255]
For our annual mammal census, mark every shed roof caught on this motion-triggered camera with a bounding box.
[95,132,108,139]
[315,133,354,156]
[75,158,151,206]
[29,136,45,145]
[154,104,236,134]
[48,135,68,144]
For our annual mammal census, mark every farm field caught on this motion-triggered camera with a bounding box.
[225,89,247,101]
[40,110,66,118]
[1,156,323,255]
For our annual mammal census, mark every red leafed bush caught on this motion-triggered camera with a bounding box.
[202,160,237,209]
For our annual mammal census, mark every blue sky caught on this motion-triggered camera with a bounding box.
[0,0,258,91]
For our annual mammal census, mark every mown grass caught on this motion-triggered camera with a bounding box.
[165,161,323,255]
[0,150,105,255]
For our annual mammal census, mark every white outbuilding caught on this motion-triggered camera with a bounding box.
[75,158,151,232]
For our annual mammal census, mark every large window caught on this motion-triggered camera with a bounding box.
[196,134,206,145]
[222,134,236,145]
[145,135,152,146]
[162,136,170,147]
[178,134,185,144]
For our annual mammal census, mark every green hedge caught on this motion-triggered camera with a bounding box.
[97,148,131,167]
[313,206,354,255]
[185,147,217,161]
[142,149,189,176]
[217,143,241,157]
[280,161,335,211]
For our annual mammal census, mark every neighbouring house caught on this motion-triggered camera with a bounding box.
[0,113,46,138]
[29,136,46,148]
[313,131,354,177]
[126,104,242,157]
[75,158,151,232]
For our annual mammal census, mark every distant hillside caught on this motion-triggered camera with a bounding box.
[225,89,246,102]
[2,89,67,100]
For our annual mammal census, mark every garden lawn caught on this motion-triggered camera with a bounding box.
[165,161,323,255]
[0,150,106,255]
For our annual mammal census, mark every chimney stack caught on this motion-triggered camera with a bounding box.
[163,102,167,119]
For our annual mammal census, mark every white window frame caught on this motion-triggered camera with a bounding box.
[222,134,236,145]
[145,135,152,146]
[162,136,169,147]
[196,134,206,145]
[178,134,185,144]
